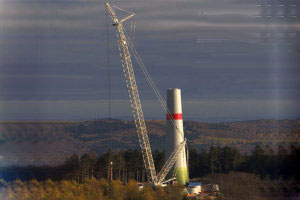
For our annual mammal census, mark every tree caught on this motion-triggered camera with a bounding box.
[140,184,156,200]
[220,147,231,173]
[165,184,185,200]
[198,149,209,176]
[28,179,46,200]
[83,178,104,200]
[208,146,218,174]
[204,172,264,200]
[11,179,30,200]
[64,154,80,181]
[277,145,288,178]
[80,154,93,180]
[109,180,125,200]
[114,150,126,181]
[264,145,277,178]
[155,186,167,200]
[125,180,140,200]
[44,179,60,200]
[289,145,300,180]
[153,150,165,173]
[188,147,199,178]
[247,145,266,177]
[59,180,76,200]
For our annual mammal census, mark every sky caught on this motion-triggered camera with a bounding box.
[0,0,299,122]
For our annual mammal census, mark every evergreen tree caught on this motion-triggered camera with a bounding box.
[208,146,218,174]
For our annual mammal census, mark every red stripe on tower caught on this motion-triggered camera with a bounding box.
[166,113,183,120]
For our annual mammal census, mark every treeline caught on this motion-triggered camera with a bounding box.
[0,149,160,183]
[189,145,300,180]
[0,179,186,200]
[0,145,299,183]
[2,173,298,200]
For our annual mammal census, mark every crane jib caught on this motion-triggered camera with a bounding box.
[105,2,157,184]
[105,2,186,186]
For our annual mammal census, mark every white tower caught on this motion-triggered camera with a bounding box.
[165,88,189,184]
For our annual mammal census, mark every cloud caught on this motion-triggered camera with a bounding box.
[1,0,298,32]
[0,0,299,121]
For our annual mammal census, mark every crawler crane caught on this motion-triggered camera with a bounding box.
[105,2,187,187]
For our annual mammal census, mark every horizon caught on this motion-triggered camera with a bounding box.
[0,117,299,124]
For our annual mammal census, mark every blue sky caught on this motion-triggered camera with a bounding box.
[0,0,299,122]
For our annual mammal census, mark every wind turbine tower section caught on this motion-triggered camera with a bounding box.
[166,88,189,184]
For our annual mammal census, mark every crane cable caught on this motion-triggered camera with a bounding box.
[123,27,185,139]
[124,28,185,140]
[124,28,186,180]
[109,4,185,139]
[106,6,112,118]
[130,21,136,44]
[113,5,135,16]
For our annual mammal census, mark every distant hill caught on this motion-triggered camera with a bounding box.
[0,119,299,166]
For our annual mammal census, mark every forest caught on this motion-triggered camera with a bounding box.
[0,144,299,199]
[0,119,299,166]
[1,144,299,183]
[0,179,188,200]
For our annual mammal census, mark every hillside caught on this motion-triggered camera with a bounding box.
[0,119,299,166]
